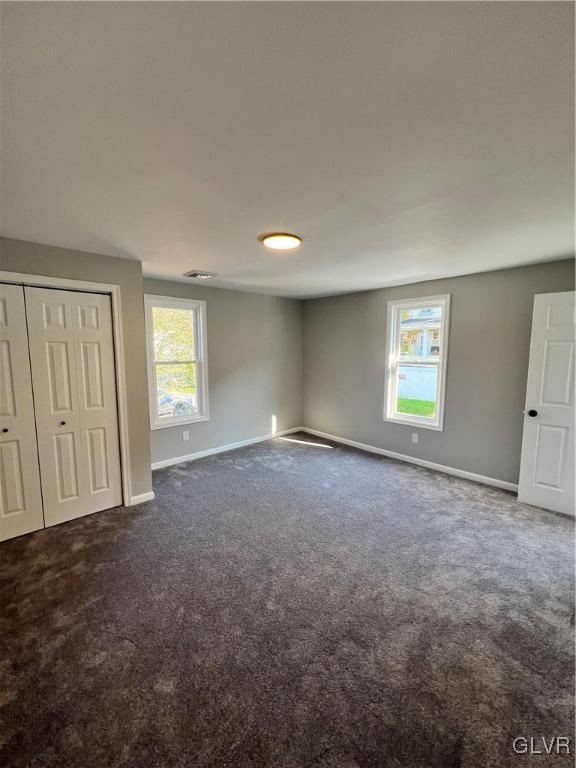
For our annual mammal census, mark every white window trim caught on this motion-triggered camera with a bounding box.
[145,294,209,430]
[383,294,451,432]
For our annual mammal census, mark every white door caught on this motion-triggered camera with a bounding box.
[518,291,575,516]
[25,287,122,526]
[0,284,44,541]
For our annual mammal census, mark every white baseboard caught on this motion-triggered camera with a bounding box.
[127,491,155,506]
[151,427,304,471]
[301,427,519,493]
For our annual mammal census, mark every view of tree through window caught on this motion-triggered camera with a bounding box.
[152,306,198,419]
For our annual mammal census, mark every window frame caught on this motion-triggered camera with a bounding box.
[383,294,451,432]
[144,294,209,430]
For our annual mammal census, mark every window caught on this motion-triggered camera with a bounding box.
[145,295,209,429]
[384,294,450,431]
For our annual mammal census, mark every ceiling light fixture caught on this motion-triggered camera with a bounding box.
[182,270,216,280]
[259,232,302,250]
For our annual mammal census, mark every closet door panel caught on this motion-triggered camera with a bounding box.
[0,284,44,541]
[25,287,87,525]
[25,287,122,526]
[74,293,122,513]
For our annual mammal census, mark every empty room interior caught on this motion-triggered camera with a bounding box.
[0,2,575,767]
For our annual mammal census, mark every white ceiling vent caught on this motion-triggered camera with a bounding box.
[182,270,217,280]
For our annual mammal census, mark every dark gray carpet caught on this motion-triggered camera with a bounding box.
[1,432,574,768]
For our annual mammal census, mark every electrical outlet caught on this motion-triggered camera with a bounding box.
[182,430,189,441]
[411,433,418,444]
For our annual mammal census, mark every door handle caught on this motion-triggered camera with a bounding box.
[1,428,8,433]
[527,409,538,417]
[59,421,67,426]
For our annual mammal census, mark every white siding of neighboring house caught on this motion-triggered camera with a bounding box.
[398,364,437,400]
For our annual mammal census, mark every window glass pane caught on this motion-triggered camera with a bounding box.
[396,363,438,419]
[399,306,442,361]
[156,363,198,418]
[152,307,195,362]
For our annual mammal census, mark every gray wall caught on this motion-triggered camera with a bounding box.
[144,279,303,465]
[303,260,575,485]
[3,235,572,488]
[0,237,153,499]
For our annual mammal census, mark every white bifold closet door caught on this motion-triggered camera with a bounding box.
[0,284,44,541]
[25,287,122,527]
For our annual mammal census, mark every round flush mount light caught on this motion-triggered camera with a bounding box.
[258,232,302,250]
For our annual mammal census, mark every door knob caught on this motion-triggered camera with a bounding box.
[59,421,67,426]
[1,428,8,433]
[528,409,538,417]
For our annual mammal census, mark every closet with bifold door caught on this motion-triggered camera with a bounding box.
[0,282,123,541]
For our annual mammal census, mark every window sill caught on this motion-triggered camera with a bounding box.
[383,414,444,432]
[151,414,210,430]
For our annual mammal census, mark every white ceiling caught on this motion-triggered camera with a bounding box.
[1,2,573,297]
